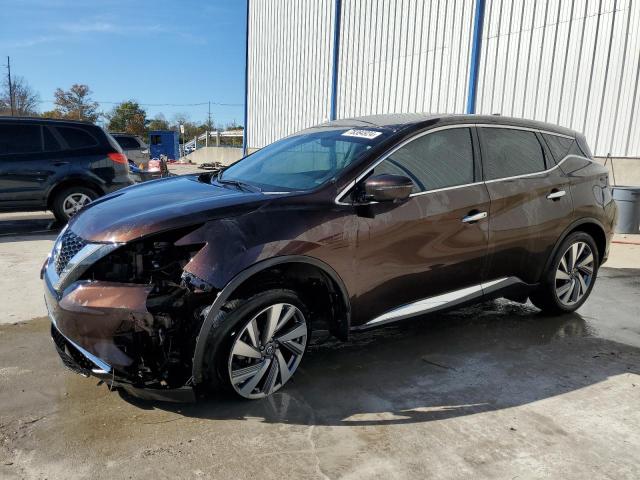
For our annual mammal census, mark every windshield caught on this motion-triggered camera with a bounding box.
[219,128,388,192]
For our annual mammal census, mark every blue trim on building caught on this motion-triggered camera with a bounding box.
[466,0,486,114]
[330,0,342,121]
[243,0,250,155]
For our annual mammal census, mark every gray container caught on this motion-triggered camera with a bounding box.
[612,186,640,234]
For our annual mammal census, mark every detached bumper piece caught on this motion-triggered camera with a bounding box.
[51,324,196,402]
[51,325,98,377]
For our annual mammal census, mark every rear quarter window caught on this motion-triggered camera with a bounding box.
[114,136,140,149]
[542,134,582,164]
[56,126,99,149]
[0,124,43,155]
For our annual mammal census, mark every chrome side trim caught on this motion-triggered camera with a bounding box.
[334,122,587,206]
[483,155,589,184]
[473,123,574,139]
[48,241,123,293]
[360,277,519,328]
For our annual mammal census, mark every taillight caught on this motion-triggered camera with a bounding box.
[108,152,128,164]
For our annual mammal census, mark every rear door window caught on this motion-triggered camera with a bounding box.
[0,124,43,155]
[43,127,61,151]
[371,127,475,193]
[479,128,546,180]
[56,127,99,149]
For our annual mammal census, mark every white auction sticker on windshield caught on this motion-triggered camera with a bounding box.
[341,129,383,140]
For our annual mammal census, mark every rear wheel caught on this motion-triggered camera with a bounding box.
[530,232,599,314]
[52,186,98,223]
[202,289,310,399]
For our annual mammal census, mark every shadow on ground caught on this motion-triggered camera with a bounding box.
[0,214,61,240]
[118,294,640,427]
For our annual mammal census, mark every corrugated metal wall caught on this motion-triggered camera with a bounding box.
[337,0,476,118]
[247,0,640,157]
[476,0,640,157]
[246,0,335,149]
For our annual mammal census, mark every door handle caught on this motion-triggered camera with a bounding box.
[547,189,566,200]
[53,161,70,166]
[462,211,488,223]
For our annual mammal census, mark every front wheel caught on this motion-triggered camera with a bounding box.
[203,289,310,399]
[530,232,599,314]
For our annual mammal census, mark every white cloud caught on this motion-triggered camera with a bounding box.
[59,21,116,33]
[0,35,61,49]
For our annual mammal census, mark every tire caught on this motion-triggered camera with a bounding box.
[201,289,311,399]
[530,231,600,314]
[52,186,98,223]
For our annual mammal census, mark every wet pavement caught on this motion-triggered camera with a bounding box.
[0,213,639,479]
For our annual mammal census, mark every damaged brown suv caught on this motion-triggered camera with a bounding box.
[42,114,617,401]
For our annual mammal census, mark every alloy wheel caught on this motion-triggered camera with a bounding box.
[62,193,92,218]
[554,241,595,306]
[228,303,308,399]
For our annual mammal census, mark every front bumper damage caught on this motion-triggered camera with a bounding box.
[45,276,197,402]
[42,229,210,402]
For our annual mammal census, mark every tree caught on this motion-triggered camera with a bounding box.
[40,109,64,119]
[44,84,99,122]
[106,100,147,136]
[147,113,170,131]
[170,113,204,143]
[225,122,244,131]
[0,76,40,116]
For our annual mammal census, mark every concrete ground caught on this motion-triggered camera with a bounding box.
[0,212,639,479]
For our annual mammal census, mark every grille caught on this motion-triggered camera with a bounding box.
[54,229,86,275]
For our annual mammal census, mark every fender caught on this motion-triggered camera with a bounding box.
[543,217,608,274]
[191,254,351,384]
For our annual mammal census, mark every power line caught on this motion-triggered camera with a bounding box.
[36,99,243,107]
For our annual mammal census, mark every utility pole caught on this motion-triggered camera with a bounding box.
[7,56,15,116]
[206,100,212,147]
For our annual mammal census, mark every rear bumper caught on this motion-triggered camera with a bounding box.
[103,175,137,193]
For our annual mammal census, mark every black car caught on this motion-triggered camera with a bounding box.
[0,117,136,222]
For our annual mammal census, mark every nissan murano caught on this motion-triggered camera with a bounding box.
[42,114,617,401]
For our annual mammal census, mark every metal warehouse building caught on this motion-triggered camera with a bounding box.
[244,0,640,162]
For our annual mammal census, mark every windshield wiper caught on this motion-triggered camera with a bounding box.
[216,176,261,193]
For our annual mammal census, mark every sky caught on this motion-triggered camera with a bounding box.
[1,0,247,127]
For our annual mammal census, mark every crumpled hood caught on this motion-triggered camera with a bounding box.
[69,174,270,242]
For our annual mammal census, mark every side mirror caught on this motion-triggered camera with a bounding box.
[363,174,414,202]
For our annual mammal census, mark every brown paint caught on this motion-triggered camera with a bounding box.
[47,280,153,368]
[44,114,617,391]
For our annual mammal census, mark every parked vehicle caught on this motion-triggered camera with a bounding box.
[183,144,196,155]
[111,133,148,164]
[43,114,617,401]
[0,117,136,222]
[112,133,168,181]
